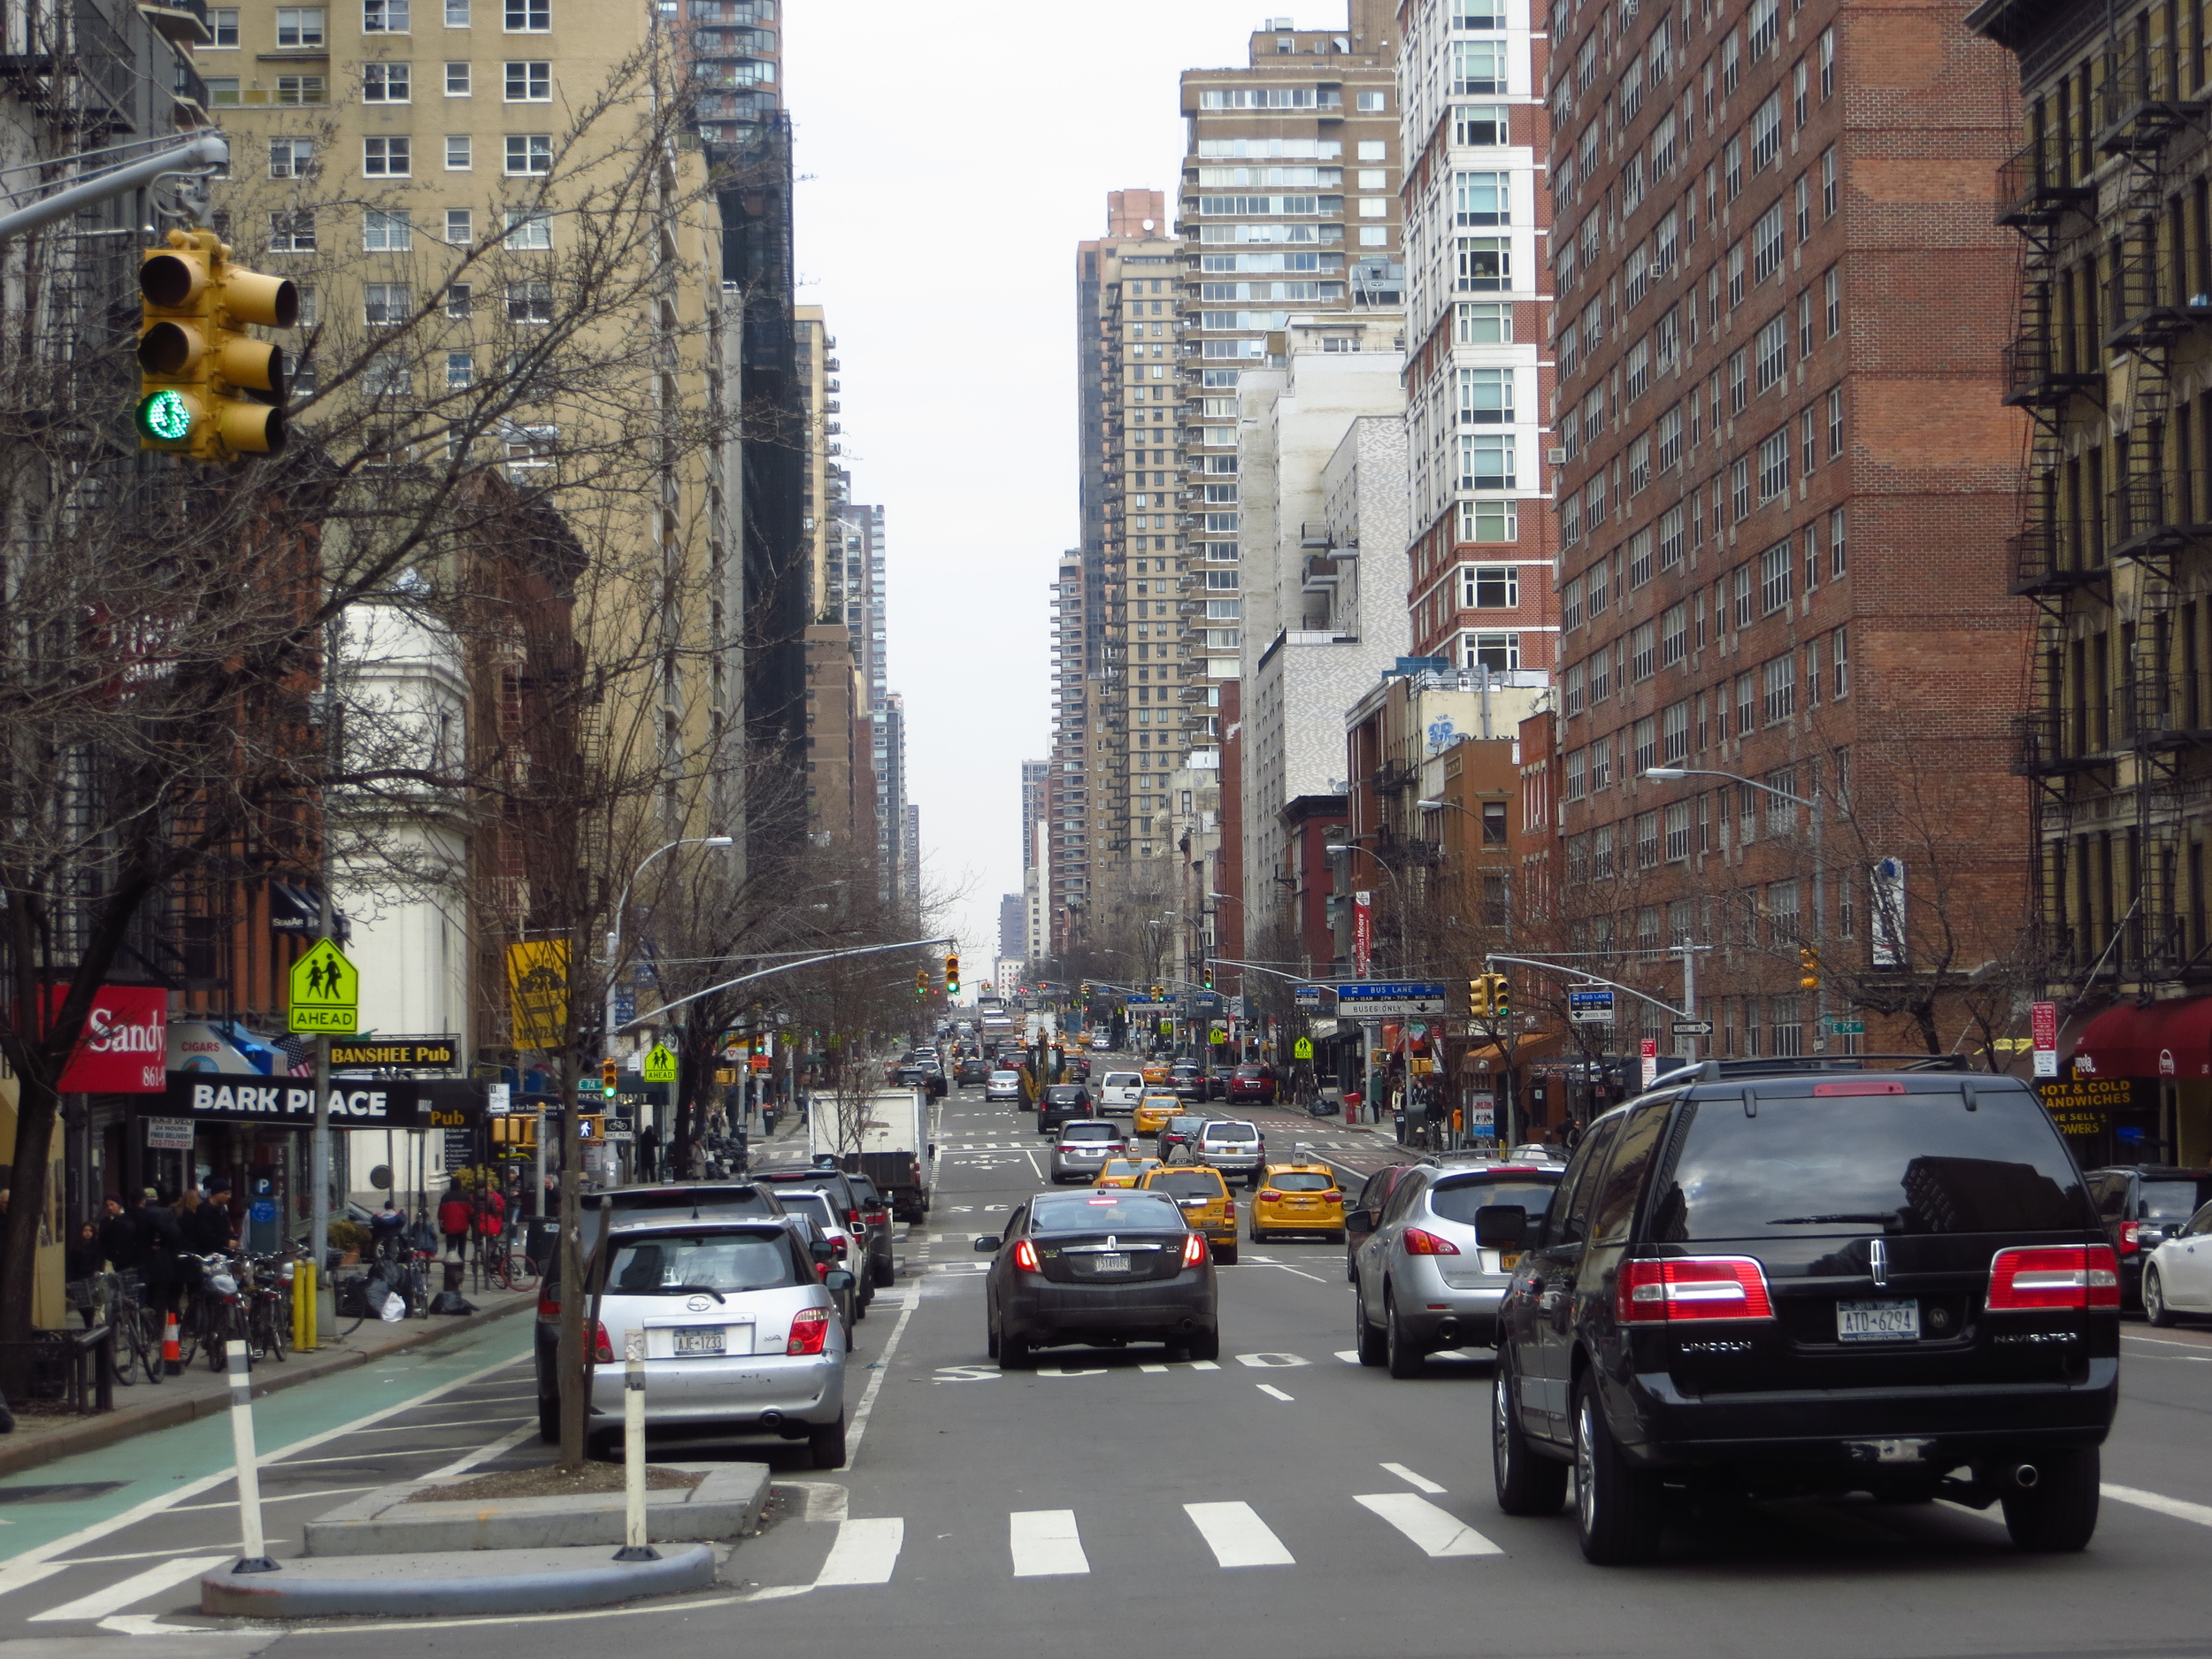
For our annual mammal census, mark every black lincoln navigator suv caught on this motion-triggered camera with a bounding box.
[1484,1058,2119,1563]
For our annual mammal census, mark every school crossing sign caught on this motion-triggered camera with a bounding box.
[288,938,360,1034]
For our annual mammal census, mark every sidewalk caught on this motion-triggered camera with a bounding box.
[0,1283,536,1481]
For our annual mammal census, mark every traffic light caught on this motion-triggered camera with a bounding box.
[1202,964,1215,989]
[136,227,298,461]
[944,953,960,995]
[1493,973,1512,1017]
[914,969,929,1000]
[1468,976,1492,1018]
[1799,945,1822,991]
[601,1056,617,1097]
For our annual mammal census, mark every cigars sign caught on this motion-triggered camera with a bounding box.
[49,985,168,1093]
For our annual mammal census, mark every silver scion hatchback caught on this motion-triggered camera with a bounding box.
[1350,1162,1564,1379]
[585,1222,854,1466]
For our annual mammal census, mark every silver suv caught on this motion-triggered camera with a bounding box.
[1197,1120,1265,1188]
[1049,1119,1129,1183]
[1349,1160,1564,1378]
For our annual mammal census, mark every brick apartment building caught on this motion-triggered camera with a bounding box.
[1545,0,2032,1062]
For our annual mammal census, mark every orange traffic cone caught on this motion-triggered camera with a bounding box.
[162,1313,182,1376]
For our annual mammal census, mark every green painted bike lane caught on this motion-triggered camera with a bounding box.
[0,1317,532,1563]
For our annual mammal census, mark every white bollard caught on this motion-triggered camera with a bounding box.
[614,1328,657,1561]
[225,1339,279,1573]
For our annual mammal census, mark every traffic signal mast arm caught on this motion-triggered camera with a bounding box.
[1480,952,1701,1023]
[0,131,227,244]
[610,933,956,1034]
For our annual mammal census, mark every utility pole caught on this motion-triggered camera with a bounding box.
[309,614,340,1328]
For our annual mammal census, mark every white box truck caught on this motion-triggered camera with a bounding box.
[810,1086,933,1222]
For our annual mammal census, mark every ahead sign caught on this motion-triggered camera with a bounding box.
[288,938,358,1034]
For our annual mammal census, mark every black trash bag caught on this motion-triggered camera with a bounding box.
[427,1290,476,1317]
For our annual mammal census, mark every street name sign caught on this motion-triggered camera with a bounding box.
[1568,987,1617,1025]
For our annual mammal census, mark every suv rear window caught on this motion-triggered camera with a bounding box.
[607,1230,800,1294]
[2141,1178,2212,1222]
[1651,1090,2092,1241]
[1207,1125,1258,1142]
[1150,1171,1226,1199]
[1270,1171,1335,1193]
[1063,1123,1118,1141]
[1430,1176,1558,1224]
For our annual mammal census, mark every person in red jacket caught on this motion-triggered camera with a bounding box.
[474,1183,506,1253]
[436,1181,472,1261]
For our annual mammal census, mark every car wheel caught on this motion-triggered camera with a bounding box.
[537,1390,559,1445]
[1354,1286,1386,1367]
[2145,1266,2177,1328]
[1249,1222,1265,1242]
[2001,1447,2101,1552]
[1000,1332,1034,1370]
[1187,1327,1221,1363]
[1573,1378,1663,1564]
[1492,1356,1569,1515]
[987,1304,1000,1360]
[1217,1243,1239,1265]
[808,1412,848,1470]
[1385,1290,1425,1379]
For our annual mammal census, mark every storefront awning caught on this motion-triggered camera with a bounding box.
[1460,1033,1564,1069]
[2072,997,2212,1080]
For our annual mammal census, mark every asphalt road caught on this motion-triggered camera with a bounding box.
[7,1066,2212,1657]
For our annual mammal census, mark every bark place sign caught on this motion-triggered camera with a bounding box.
[150,1071,486,1128]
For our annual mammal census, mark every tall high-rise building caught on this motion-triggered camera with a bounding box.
[676,0,781,142]
[877,691,909,906]
[1047,552,1089,957]
[998,893,1024,960]
[835,500,888,710]
[1546,0,2027,1061]
[1019,758,1051,865]
[1399,0,1559,671]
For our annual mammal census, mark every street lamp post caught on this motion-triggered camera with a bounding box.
[1327,841,1415,1133]
[604,834,735,1059]
[1645,765,1826,1053]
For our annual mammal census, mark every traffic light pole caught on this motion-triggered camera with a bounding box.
[0,131,227,244]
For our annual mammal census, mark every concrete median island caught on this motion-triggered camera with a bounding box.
[303,1460,770,1555]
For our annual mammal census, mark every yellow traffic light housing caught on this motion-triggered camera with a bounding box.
[601,1057,618,1097]
[1799,945,1822,991]
[914,969,929,1000]
[1493,973,1512,1017]
[944,953,960,995]
[137,227,298,462]
[1468,976,1491,1018]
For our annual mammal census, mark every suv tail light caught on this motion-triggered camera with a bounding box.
[590,1320,613,1363]
[1257,1189,1283,1202]
[787,1307,832,1356]
[1987,1244,2122,1310]
[1402,1227,1462,1256]
[1617,1256,1777,1323]
[2118,1221,2140,1255]
[1012,1238,1041,1273]
[1182,1232,1209,1267]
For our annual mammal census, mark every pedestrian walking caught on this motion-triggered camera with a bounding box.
[436,1182,472,1262]
[100,1194,141,1273]
[636,1120,659,1182]
[136,1187,187,1316]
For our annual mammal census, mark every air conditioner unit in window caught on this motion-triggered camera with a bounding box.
[1546,447,1569,465]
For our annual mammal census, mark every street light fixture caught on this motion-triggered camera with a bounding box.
[1644,764,1828,1051]
[606,834,735,1045]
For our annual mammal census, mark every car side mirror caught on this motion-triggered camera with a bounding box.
[823,1270,856,1291]
[1344,1208,1375,1236]
[973,1235,998,1252]
[810,1239,837,1262]
[1474,1204,1528,1249]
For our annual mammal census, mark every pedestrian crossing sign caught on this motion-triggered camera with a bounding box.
[641,1043,678,1083]
[288,938,358,1034]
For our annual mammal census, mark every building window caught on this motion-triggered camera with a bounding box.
[1794,174,1810,244]
[505,134,552,173]
[446,0,470,21]
[1631,622,1655,682]
[209,6,240,44]
[443,206,472,242]
[1731,456,1752,520]
[1757,427,1789,503]
[1451,39,1508,94]
[364,0,409,30]
[446,133,472,168]
[1636,809,1660,868]
[268,210,316,252]
[1804,637,1823,706]
[1455,301,1511,342]
[1455,235,1509,291]
[1754,312,1787,392]
[1797,287,1813,356]
[1661,602,1688,667]
[1659,503,1686,568]
[1793,58,1809,127]
[1454,103,1509,146]
[1664,799,1692,860]
[268,136,314,178]
[1737,672,1757,736]
[205,76,241,104]
[277,73,328,104]
[276,6,326,45]
[446,350,474,388]
[1460,499,1518,541]
[1459,365,1513,423]
[1824,264,1840,334]
[443,282,472,318]
[1732,563,1754,627]
[505,0,549,27]
[503,58,549,98]
[1357,89,1387,111]
[1827,385,1844,457]
[1818,27,1834,98]
[1829,506,1847,575]
[1763,654,1797,725]
[1656,405,1683,474]
[364,208,412,249]
[1462,564,1519,608]
[1724,134,1743,198]
[1752,201,1786,284]
[364,135,411,175]
[364,61,410,100]
[1801,405,1817,476]
[503,207,552,247]
[1832,626,1849,697]
[364,281,411,325]
[1748,0,1778,58]
[1468,631,1520,671]
[363,354,411,396]
[1750,91,1781,172]
[1759,539,1793,614]
[1628,432,1652,495]
[506,280,552,322]
[1727,242,1745,309]
[1455,170,1509,225]
[446,60,472,94]
[1459,434,1516,490]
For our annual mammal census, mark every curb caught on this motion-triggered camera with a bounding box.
[0,1297,534,1481]
[303,1461,768,1555]
[199,1541,717,1618]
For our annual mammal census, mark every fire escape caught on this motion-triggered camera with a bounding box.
[2098,29,2208,980]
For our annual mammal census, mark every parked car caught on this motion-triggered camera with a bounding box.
[1038,1084,1094,1136]
[2142,1199,2212,1325]
[1170,1064,1206,1101]
[1196,1120,1266,1187]
[1349,1160,1565,1376]
[1226,1064,1278,1105]
[755,1188,864,1332]
[987,1068,1025,1103]
[843,1171,896,1288]
[1050,1119,1130,1183]
[1488,1059,2119,1563]
[1096,1071,1144,1115]
[1159,1115,1208,1164]
[584,1219,854,1466]
[979,1187,1218,1366]
[2083,1164,2212,1306]
[753,1164,876,1314]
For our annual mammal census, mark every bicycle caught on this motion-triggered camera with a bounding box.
[484,1236,537,1292]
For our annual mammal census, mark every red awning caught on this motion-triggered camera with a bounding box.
[2072,997,2212,1080]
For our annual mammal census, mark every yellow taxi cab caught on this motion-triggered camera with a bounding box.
[1093,1156,1164,1189]
[1133,1092,1182,1136]
[1141,1059,1171,1086]
[1141,1164,1238,1264]
[1249,1160,1345,1242]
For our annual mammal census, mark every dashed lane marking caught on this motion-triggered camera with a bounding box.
[1184,1502,1294,1567]
[1010,1509,1090,1578]
[1353,1494,1502,1558]
[1381,1463,1447,1494]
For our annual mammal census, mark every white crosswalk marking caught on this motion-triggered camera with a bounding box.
[1010,1509,1091,1577]
[815,1517,904,1586]
[1354,1494,1502,1557]
[1380,1462,1447,1494]
[1184,1501,1295,1567]
[29,1556,227,1622]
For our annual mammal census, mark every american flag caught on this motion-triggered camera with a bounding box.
[278,1034,318,1078]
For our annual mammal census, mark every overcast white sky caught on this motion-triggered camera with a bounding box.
[782,0,1301,976]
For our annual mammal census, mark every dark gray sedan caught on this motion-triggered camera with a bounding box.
[978,1189,1219,1368]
